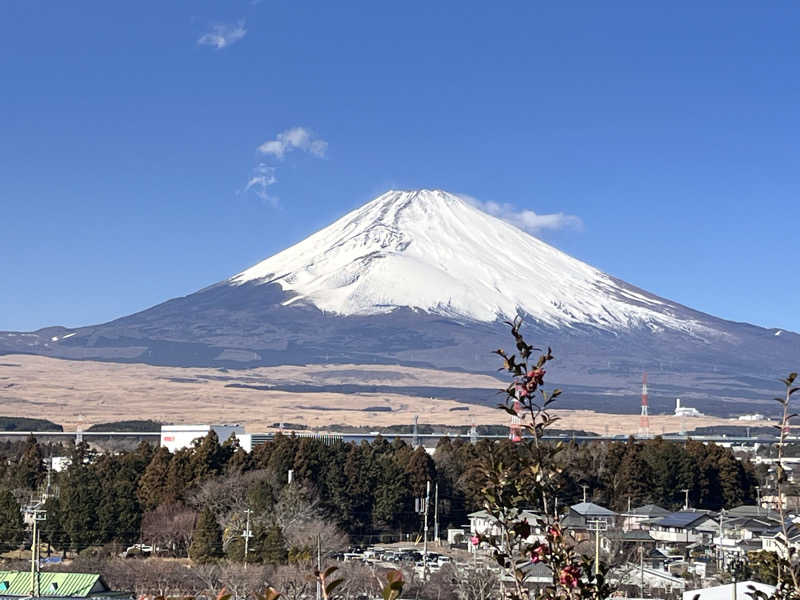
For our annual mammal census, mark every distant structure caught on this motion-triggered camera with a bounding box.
[674,398,704,418]
[160,424,245,452]
[413,415,420,448]
[738,413,766,421]
[638,373,651,437]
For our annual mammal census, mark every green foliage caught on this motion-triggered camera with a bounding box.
[86,419,161,432]
[258,525,288,564]
[14,434,46,490]
[0,488,24,551]
[0,416,62,431]
[189,506,223,563]
[137,445,172,510]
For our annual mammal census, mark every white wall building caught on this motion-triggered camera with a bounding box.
[160,424,245,452]
[684,582,775,600]
[674,398,704,417]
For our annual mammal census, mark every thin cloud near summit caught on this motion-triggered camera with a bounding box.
[459,194,583,234]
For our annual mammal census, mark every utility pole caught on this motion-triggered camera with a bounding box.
[582,485,589,504]
[433,482,439,546]
[242,509,253,569]
[718,509,725,570]
[639,544,645,598]
[26,503,46,598]
[423,480,431,578]
[587,519,608,575]
[316,534,322,600]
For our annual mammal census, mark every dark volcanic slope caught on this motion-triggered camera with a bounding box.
[1,280,798,417]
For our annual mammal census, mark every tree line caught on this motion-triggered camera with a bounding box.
[0,431,759,561]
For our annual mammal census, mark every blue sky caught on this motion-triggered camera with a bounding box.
[2,1,799,332]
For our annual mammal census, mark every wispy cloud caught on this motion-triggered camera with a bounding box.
[197,21,247,49]
[243,164,278,207]
[460,194,583,234]
[243,127,327,208]
[258,127,328,159]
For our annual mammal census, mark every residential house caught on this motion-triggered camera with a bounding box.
[468,509,543,542]
[648,511,718,545]
[561,502,617,541]
[760,522,800,559]
[621,504,669,531]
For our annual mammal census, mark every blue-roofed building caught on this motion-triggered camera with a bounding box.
[561,502,618,541]
[649,511,718,544]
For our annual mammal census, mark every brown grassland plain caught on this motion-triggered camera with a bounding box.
[0,354,773,435]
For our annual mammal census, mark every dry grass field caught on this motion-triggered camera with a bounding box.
[0,354,774,435]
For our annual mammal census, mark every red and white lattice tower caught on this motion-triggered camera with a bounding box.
[638,373,650,437]
[509,399,523,442]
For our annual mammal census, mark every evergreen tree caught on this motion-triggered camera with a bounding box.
[60,442,101,551]
[164,448,193,504]
[15,435,45,490]
[258,524,288,564]
[190,431,226,484]
[0,488,24,551]
[614,443,654,511]
[137,446,172,510]
[189,506,222,563]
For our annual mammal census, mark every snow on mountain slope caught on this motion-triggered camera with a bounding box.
[231,190,714,335]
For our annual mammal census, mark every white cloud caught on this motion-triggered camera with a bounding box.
[244,127,327,208]
[243,164,279,207]
[258,127,328,159]
[197,21,247,49]
[460,194,583,234]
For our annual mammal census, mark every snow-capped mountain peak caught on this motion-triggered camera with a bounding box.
[230,189,704,332]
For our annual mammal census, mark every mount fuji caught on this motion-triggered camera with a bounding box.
[2,189,798,416]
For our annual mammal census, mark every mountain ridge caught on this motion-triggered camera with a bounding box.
[1,189,798,416]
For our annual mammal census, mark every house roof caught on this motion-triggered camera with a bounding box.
[724,516,780,531]
[570,502,616,516]
[654,511,715,529]
[0,572,114,598]
[629,504,669,516]
[467,509,543,522]
[726,505,781,520]
[605,529,655,542]
[683,581,775,600]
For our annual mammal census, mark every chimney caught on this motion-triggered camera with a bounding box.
[676,398,681,409]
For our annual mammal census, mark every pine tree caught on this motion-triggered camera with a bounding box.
[15,435,45,490]
[0,488,24,551]
[190,431,226,484]
[189,507,222,563]
[60,443,101,551]
[137,446,172,510]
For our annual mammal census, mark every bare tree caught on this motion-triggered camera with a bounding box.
[272,484,349,558]
[140,503,197,556]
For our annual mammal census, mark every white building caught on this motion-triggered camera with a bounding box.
[160,424,245,452]
[468,509,543,541]
[674,398,704,418]
[683,581,775,600]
